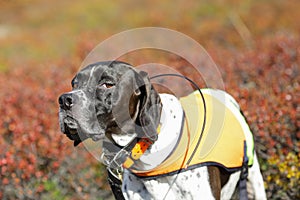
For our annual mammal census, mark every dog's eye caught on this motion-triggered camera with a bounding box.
[72,83,79,89]
[72,78,79,89]
[100,83,115,89]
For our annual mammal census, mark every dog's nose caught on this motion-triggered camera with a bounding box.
[59,93,74,110]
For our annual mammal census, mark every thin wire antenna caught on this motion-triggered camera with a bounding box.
[150,73,207,198]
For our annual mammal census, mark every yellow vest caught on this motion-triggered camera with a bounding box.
[130,91,254,178]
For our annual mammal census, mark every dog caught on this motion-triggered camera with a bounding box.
[58,61,267,200]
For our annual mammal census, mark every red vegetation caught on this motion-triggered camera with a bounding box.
[0,33,299,199]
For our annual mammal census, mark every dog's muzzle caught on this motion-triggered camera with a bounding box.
[58,91,104,146]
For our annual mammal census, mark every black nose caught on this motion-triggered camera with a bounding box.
[59,93,74,110]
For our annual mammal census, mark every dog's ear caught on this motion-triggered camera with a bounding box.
[111,69,161,142]
[136,71,162,142]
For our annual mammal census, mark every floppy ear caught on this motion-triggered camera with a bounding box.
[111,69,161,142]
[136,71,162,142]
[111,70,142,135]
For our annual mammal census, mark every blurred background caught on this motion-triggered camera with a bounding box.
[0,0,299,199]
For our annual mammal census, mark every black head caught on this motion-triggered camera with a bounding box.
[58,61,161,146]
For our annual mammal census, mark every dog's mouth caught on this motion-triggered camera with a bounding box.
[64,116,79,130]
[62,116,104,144]
[61,116,85,146]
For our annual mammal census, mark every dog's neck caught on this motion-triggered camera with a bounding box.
[135,93,184,170]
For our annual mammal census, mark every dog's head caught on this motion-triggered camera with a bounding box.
[58,61,161,147]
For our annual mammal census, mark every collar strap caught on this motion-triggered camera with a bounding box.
[123,124,161,169]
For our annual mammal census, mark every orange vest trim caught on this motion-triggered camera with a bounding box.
[128,91,253,178]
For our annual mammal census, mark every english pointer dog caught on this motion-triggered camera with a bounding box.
[59,61,267,200]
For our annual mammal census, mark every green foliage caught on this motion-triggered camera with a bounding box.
[265,152,300,199]
[0,63,8,72]
[42,179,66,200]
